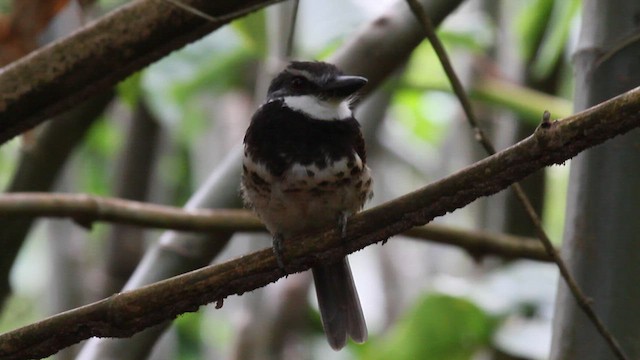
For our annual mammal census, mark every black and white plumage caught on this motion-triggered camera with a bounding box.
[241,61,372,350]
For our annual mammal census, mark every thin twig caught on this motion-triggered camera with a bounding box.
[403,224,550,262]
[404,1,629,359]
[0,193,263,233]
[0,193,551,261]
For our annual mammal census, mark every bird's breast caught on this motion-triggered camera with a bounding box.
[241,153,372,237]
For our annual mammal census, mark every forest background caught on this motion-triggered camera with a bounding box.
[0,0,639,359]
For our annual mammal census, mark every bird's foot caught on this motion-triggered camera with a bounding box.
[272,233,286,272]
[338,212,350,239]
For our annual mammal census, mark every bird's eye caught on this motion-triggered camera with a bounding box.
[291,76,305,89]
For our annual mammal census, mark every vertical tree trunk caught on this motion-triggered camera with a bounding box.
[550,0,640,358]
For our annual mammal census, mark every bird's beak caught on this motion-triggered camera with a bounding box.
[322,75,368,98]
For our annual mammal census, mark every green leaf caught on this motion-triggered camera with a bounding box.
[361,294,496,360]
[529,0,581,80]
[516,0,554,62]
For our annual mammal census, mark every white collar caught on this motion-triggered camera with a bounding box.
[281,95,352,121]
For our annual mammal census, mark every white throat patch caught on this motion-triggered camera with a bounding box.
[283,95,352,121]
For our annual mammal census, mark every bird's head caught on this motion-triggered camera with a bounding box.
[266,61,368,120]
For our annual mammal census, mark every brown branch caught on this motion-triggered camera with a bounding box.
[0,192,551,262]
[403,224,549,262]
[0,91,114,308]
[70,1,465,356]
[1,84,639,360]
[0,0,285,145]
[405,1,629,359]
[0,193,263,233]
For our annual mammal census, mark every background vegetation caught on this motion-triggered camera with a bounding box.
[0,0,638,359]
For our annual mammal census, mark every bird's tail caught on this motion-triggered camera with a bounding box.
[312,257,367,350]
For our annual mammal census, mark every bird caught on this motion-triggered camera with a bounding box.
[241,60,373,350]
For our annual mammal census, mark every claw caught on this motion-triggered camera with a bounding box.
[338,212,350,239]
[273,233,286,271]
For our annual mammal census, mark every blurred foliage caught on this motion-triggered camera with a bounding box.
[231,10,267,55]
[543,165,570,244]
[157,142,194,205]
[141,28,259,149]
[401,35,572,130]
[0,140,18,189]
[470,77,572,122]
[0,0,586,358]
[396,40,460,144]
[403,40,452,91]
[176,312,204,360]
[0,294,38,333]
[0,1,11,13]
[527,0,581,80]
[516,0,555,62]
[358,294,497,360]
[392,89,452,144]
[79,116,120,196]
[117,71,143,108]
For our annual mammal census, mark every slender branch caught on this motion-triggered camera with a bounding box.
[403,224,549,262]
[0,91,114,308]
[404,0,496,153]
[1,84,639,360]
[0,193,263,233]
[0,192,551,262]
[0,0,285,145]
[0,0,465,357]
[405,1,629,359]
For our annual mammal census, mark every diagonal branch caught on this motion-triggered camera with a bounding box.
[1,84,639,360]
[0,0,285,145]
[405,1,629,359]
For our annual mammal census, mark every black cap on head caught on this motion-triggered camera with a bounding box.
[267,61,367,101]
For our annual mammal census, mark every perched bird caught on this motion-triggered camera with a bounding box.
[241,61,373,350]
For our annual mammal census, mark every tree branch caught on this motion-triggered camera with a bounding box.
[0,193,263,233]
[1,84,639,360]
[0,0,284,145]
[403,224,549,262]
[0,192,551,262]
[0,91,114,307]
[405,1,629,358]
[73,0,466,356]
